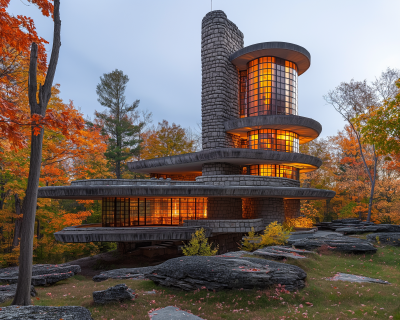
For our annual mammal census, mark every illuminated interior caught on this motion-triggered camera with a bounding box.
[102,197,207,227]
[247,129,299,152]
[245,164,299,180]
[240,57,298,117]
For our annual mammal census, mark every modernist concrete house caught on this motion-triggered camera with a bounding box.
[38,10,335,253]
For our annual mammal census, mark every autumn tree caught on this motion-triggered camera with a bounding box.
[141,120,196,159]
[94,69,143,179]
[12,0,62,306]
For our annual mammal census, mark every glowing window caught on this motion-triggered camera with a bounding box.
[247,129,299,153]
[248,164,299,180]
[240,57,298,117]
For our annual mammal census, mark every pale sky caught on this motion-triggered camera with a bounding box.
[8,0,400,138]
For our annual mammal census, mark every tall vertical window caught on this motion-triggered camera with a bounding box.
[240,57,298,117]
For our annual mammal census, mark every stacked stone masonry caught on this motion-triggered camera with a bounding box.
[242,198,285,225]
[150,173,200,181]
[284,199,301,220]
[201,11,244,150]
[207,197,242,219]
[196,175,300,187]
[202,162,241,176]
[183,218,264,233]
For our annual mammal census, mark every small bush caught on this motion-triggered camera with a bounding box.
[240,227,260,252]
[182,228,219,256]
[259,221,290,247]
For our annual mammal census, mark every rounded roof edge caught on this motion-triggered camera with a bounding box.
[224,115,322,144]
[229,42,311,75]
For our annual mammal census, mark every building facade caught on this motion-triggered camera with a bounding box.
[38,11,335,253]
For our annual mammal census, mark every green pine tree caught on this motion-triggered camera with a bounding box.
[95,69,143,179]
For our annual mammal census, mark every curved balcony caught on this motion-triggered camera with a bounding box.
[224,115,321,144]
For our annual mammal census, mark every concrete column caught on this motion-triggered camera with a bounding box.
[201,10,244,150]
[243,198,285,227]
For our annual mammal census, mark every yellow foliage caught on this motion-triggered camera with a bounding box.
[259,221,290,247]
[240,227,260,252]
[285,216,314,229]
[182,228,218,256]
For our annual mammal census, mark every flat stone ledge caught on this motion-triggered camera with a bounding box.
[224,115,321,144]
[183,219,264,233]
[38,185,335,200]
[54,225,212,243]
[127,148,322,174]
[196,175,300,187]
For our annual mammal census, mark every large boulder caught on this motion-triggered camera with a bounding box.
[145,255,307,292]
[367,232,400,246]
[0,306,92,320]
[0,264,81,286]
[290,234,377,254]
[252,246,314,260]
[92,266,155,282]
[326,272,390,284]
[336,224,400,235]
[0,284,36,303]
[93,283,136,305]
[316,219,375,231]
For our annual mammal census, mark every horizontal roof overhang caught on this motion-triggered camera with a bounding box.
[38,185,335,200]
[127,148,321,174]
[229,42,311,75]
[224,115,321,144]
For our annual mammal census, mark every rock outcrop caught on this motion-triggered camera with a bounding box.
[0,306,92,320]
[290,234,377,254]
[145,256,307,291]
[0,264,81,286]
[336,224,400,235]
[93,283,136,305]
[92,266,155,282]
[149,306,204,319]
[326,272,390,284]
[367,232,400,246]
[0,284,36,303]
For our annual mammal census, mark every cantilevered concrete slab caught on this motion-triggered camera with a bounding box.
[127,148,321,174]
[229,41,311,75]
[38,184,335,200]
[224,115,321,144]
[54,225,212,243]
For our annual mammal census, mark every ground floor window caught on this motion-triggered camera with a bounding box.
[102,197,207,227]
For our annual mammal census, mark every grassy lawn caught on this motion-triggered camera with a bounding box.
[1,244,400,319]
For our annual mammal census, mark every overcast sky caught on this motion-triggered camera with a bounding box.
[8,0,400,138]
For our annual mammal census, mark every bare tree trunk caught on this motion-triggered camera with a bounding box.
[12,0,61,306]
[12,194,23,248]
[366,146,378,222]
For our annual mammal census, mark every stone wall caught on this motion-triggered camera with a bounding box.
[207,197,242,219]
[150,173,201,181]
[201,10,244,150]
[196,175,300,187]
[183,218,264,233]
[242,198,285,226]
[202,162,241,176]
[284,199,301,220]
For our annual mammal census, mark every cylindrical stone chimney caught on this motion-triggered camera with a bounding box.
[201,10,244,150]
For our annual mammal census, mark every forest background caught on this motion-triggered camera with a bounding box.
[1,1,400,267]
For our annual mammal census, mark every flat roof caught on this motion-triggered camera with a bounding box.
[37,184,335,200]
[229,42,311,75]
[127,148,321,174]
